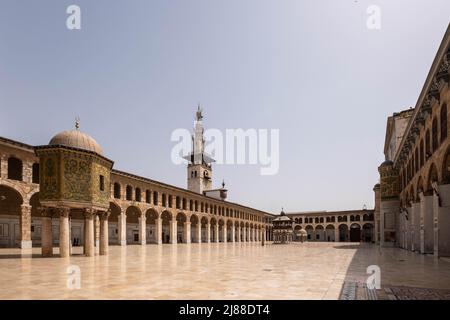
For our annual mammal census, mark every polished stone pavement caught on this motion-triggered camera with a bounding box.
[0,242,449,300]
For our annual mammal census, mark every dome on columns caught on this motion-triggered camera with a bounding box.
[380,160,394,167]
[49,123,103,155]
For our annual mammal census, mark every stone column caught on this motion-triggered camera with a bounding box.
[95,215,100,252]
[419,192,426,253]
[206,222,211,243]
[214,224,219,242]
[139,213,146,245]
[170,217,177,244]
[40,207,53,257]
[243,227,247,242]
[99,210,110,255]
[223,225,227,243]
[197,222,202,243]
[118,211,127,246]
[84,209,95,257]
[184,221,191,244]
[231,223,235,243]
[262,228,266,242]
[433,188,440,257]
[236,225,241,242]
[334,227,339,242]
[58,207,71,258]
[155,216,162,244]
[20,204,32,249]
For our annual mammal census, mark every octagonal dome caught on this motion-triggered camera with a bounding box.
[49,129,103,155]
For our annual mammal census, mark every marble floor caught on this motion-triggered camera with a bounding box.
[0,242,450,300]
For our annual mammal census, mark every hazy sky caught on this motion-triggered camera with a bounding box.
[0,0,449,214]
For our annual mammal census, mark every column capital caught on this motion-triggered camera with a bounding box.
[55,207,71,218]
[99,209,111,221]
[83,208,96,219]
[37,206,53,218]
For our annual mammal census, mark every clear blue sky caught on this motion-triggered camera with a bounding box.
[0,0,449,214]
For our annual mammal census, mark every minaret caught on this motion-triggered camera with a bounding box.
[184,105,215,194]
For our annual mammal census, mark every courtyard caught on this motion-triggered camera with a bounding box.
[1,242,450,300]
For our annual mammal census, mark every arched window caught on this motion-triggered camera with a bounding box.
[114,183,121,199]
[126,185,133,201]
[415,147,419,173]
[194,201,198,211]
[145,190,151,203]
[419,140,424,168]
[153,191,158,205]
[189,200,193,211]
[176,196,181,209]
[183,198,187,210]
[168,195,173,208]
[135,188,141,202]
[32,163,39,184]
[441,104,447,142]
[425,130,431,159]
[162,194,167,207]
[432,118,438,152]
[7,157,22,181]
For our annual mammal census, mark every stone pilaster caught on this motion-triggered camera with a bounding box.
[0,155,6,179]
[20,204,32,249]
[57,207,70,258]
[39,207,53,257]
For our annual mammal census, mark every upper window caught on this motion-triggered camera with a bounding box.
[114,183,121,199]
[432,118,439,152]
[32,163,39,184]
[441,104,447,142]
[99,175,105,191]
[7,157,22,181]
[126,185,133,201]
